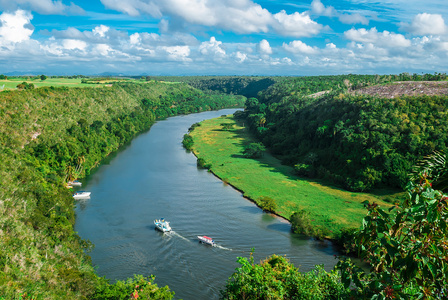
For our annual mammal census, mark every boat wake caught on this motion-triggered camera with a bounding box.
[214,244,232,251]
[171,231,191,242]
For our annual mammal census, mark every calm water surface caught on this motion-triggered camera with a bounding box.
[75,109,339,300]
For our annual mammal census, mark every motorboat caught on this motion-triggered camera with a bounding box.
[73,191,91,199]
[154,218,172,232]
[197,235,215,246]
[69,180,82,187]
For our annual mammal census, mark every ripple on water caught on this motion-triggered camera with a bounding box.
[76,109,339,300]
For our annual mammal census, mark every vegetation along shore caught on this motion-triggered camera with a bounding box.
[1,73,448,299]
[0,79,244,299]
[185,74,448,299]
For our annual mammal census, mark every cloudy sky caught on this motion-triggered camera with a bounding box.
[0,0,447,75]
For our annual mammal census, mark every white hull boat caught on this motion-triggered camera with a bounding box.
[154,218,172,232]
[73,191,91,199]
[197,235,215,246]
[68,180,82,187]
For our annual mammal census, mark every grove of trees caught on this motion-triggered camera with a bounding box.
[242,74,448,191]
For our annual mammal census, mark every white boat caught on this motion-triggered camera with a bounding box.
[73,191,91,199]
[69,180,82,187]
[154,218,172,232]
[197,235,215,246]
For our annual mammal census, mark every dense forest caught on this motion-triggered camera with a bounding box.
[241,74,448,191]
[149,76,281,98]
[0,82,244,299]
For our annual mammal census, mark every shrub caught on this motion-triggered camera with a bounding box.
[221,253,350,300]
[243,142,265,158]
[220,123,234,131]
[197,158,211,169]
[182,134,194,150]
[188,122,201,132]
[290,210,313,235]
[259,196,276,212]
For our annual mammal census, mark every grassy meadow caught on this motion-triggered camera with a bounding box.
[0,76,154,90]
[190,115,400,238]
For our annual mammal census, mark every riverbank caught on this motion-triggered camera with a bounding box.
[0,83,245,299]
[189,114,397,239]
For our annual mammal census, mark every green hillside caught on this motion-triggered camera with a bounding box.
[0,82,244,299]
[244,75,448,191]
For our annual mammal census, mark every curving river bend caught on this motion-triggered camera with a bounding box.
[75,109,339,300]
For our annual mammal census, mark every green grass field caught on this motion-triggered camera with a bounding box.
[0,77,90,89]
[0,77,152,90]
[190,115,400,238]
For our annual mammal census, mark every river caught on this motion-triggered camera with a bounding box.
[74,108,340,300]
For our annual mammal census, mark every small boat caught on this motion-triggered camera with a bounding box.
[197,235,215,246]
[69,180,82,187]
[73,191,91,199]
[154,218,172,232]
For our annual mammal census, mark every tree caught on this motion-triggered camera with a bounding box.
[221,252,350,299]
[40,74,47,81]
[243,142,265,158]
[410,150,448,191]
[259,196,276,212]
[16,81,34,90]
[220,123,234,131]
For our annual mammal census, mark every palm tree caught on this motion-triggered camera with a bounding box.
[409,150,448,191]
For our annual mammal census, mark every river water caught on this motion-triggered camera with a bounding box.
[74,109,340,300]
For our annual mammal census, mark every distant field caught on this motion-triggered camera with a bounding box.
[190,115,400,238]
[0,77,148,90]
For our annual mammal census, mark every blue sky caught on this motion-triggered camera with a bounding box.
[0,0,447,76]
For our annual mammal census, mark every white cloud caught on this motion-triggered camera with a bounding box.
[257,39,272,55]
[62,39,87,51]
[344,27,411,48]
[0,10,33,46]
[94,44,113,56]
[0,0,84,15]
[100,0,324,38]
[400,13,447,35]
[283,40,317,54]
[130,33,140,45]
[93,25,110,37]
[339,13,369,25]
[272,10,323,37]
[161,45,191,62]
[311,0,369,25]
[198,37,226,58]
[235,51,247,63]
[311,0,336,17]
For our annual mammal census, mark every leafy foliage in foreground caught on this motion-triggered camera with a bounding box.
[221,253,350,300]
[94,275,174,300]
[0,82,244,299]
[222,171,448,299]
[337,173,448,299]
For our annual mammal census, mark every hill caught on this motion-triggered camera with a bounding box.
[243,75,448,191]
[0,82,244,299]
